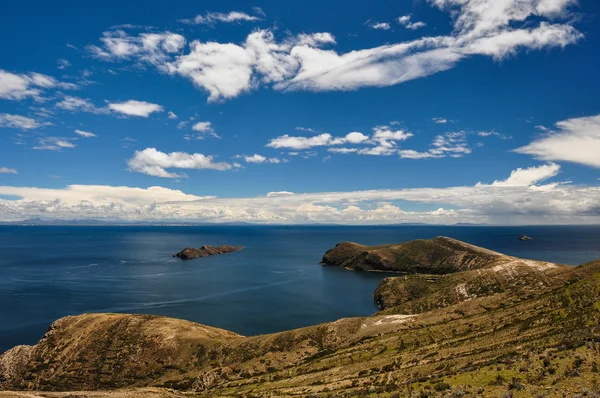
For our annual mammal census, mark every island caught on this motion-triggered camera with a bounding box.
[1,237,599,397]
[173,245,243,260]
[321,236,549,273]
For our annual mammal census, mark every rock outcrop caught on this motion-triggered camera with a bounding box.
[173,245,243,260]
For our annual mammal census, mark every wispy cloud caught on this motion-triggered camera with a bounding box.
[179,10,263,26]
[0,69,77,101]
[127,148,235,178]
[74,129,97,138]
[0,113,50,130]
[515,114,600,168]
[33,137,77,151]
[85,0,581,102]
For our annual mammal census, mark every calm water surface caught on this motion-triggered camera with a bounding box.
[1,225,599,352]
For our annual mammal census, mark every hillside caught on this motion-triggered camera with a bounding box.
[2,242,600,397]
[320,236,551,273]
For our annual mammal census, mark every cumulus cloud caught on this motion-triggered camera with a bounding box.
[267,126,411,155]
[127,148,234,178]
[489,163,561,187]
[179,10,262,25]
[85,0,580,102]
[167,111,177,119]
[514,114,600,168]
[0,69,76,101]
[75,129,97,138]
[0,167,18,174]
[433,117,448,124]
[108,100,163,117]
[1,164,599,224]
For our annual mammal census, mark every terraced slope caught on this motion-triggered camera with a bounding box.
[2,250,600,397]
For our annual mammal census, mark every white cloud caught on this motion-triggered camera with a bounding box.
[171,40,255,102]
[399,131,471,159]
[127,148,234,178]
[74,129,97,138]
[244,154,285,164]
[2,164,600,224]
[86,31,185,67]
[0,69,77,101]
[0,167,17,174]
[57,59,71,70]
[398,149,440,159]
[267,133,333,150]
[108,100,163,117]
[179,11,262,25]
[55,96,107,114]
[85,0,581,102]
[514,114,600,168]
[167,111,178,119]
[370,22,391,30]
[330,132,370,145]
[478,130,511,139]
[183,121,220,140]
[433,117,448,124]
[267,126,412,156]
[0,113,48,130]
[490,163,560,187]
[397,15,427,30]
[33,137,76,151]
[192,121,212,132]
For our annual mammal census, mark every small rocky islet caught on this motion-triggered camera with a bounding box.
[173,244,243,260]
[2,236,600,397]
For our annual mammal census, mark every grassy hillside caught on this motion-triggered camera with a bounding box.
[2,243,600,397]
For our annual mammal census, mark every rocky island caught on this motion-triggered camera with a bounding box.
[321,236,545,273]
[173,245,243,260]
[2,237,600,397]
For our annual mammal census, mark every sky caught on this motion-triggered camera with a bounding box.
[0,0,599,225]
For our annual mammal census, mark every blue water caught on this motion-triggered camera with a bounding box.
[1,225,600,353]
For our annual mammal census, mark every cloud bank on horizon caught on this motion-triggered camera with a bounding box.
[0,0,599,225]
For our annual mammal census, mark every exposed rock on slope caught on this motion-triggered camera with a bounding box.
[173,245,243,260]
[321,236,550,273]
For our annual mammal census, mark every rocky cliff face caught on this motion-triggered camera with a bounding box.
[2,242,600,397]
[173,245,243,260]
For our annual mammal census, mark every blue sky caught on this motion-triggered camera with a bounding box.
[0,0,599,224]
